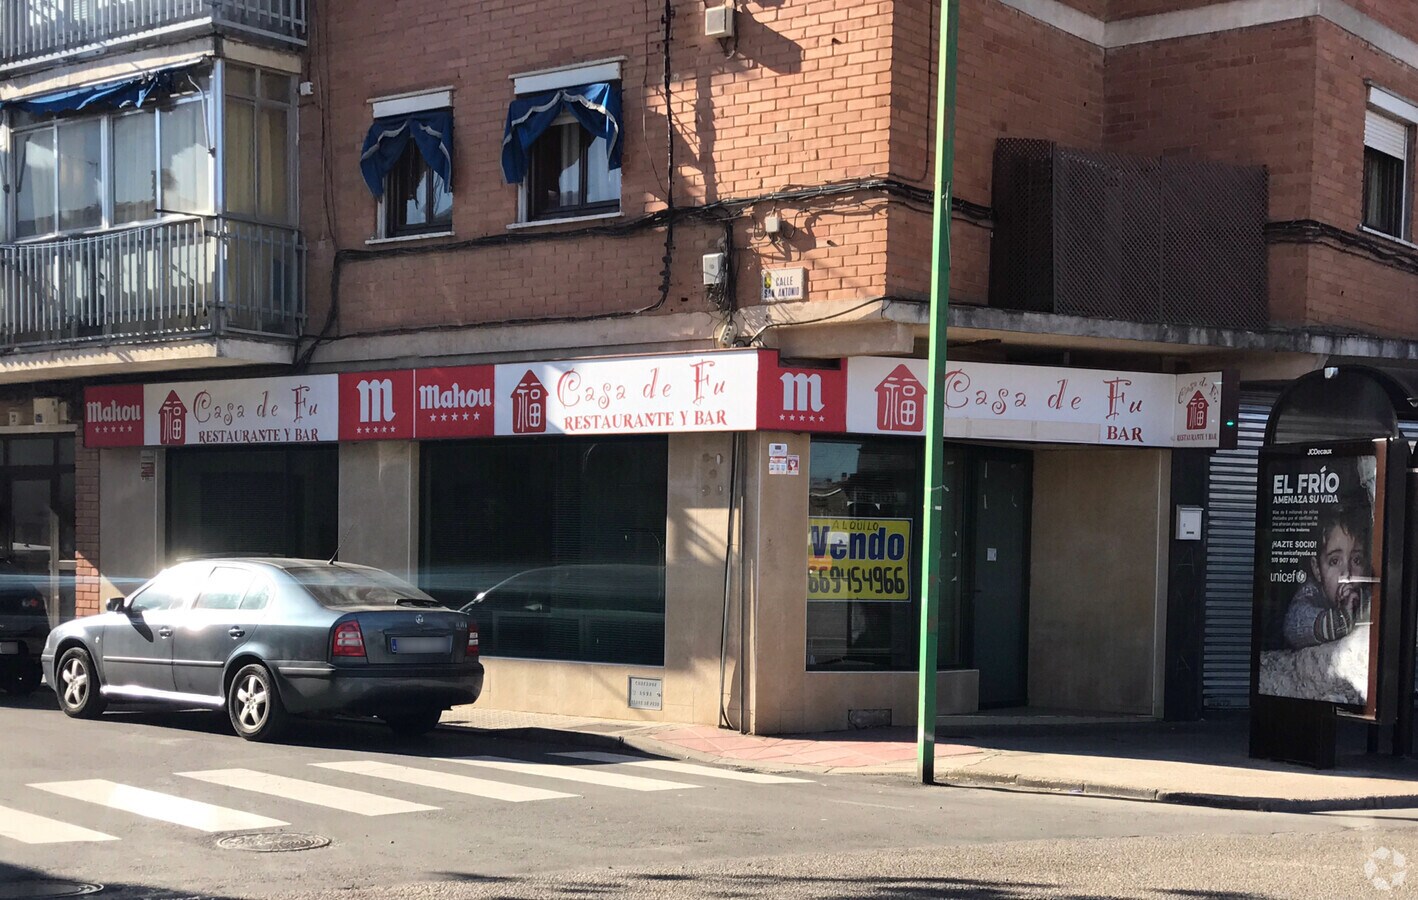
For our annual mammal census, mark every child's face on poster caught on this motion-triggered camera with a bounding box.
[1311,526,1366,613]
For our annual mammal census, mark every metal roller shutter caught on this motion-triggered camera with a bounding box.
[1202,395,1275,710]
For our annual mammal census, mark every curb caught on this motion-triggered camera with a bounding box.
[938,771,1418,813]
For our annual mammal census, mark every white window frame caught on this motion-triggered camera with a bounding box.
[1362,85,1418,244]
[5,73,216,243]
[221,60,298,227]
[367,88,454,244]
[507,59,624,228]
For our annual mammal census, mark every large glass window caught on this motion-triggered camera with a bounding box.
[9,75,210,238]
[806,437,962,671]
[160,101,210,216]
[167,446,338,562]
[57,119,102,231]
[224,65,294,223]
[420,437,667,665]
[113,112,158,224]
[16,129,57,238]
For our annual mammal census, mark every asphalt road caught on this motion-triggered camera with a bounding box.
[1,690,1416,899]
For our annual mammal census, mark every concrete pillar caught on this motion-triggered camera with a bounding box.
[337,441,418,581]
[97,447,165,599]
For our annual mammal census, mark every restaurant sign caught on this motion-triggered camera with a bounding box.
[84,351,1225,449]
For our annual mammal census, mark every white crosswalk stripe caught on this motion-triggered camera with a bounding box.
[29,780,287,833]
[443,756,699,792]
[0,804,118,844]
[554,751,815,784]
[177,769,439,816]
[313,760,577,803]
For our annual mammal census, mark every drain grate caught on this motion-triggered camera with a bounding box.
[215,832,330,853]
[0,882,103,899]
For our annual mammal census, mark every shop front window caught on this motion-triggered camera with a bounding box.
[166,446,338,562]
[806,436,962,671]
[420,436,667,666]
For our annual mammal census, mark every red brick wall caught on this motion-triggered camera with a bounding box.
[886,0,1104,304]
[74,443,100,619]
[1103,21,1319,220]
[301,0,898,346]
[1103,17,1418,336]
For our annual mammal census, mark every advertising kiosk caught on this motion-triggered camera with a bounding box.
[1251,366,1418,768]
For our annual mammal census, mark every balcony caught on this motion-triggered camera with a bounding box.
[0,0,306,69]
[0,216,304,354]
[990,139,1269,330]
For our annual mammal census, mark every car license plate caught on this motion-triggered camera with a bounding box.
[0,642,19,655]
[389,636,449,654]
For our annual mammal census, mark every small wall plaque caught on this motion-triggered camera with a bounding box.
[628,676,663,711]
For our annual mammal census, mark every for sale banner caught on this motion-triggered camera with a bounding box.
[1254,443,1385,712]
[807,517,912,602]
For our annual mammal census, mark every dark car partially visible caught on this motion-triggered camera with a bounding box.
[0,561,49,695]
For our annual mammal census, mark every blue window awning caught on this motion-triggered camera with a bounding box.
[4,64,204,115]
[360,110,454,198]
[501,82,622,185]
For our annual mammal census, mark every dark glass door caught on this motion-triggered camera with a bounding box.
[0,436,77,625]
[968,450,1033,708]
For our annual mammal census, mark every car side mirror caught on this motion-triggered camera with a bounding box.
[106,597,125,613]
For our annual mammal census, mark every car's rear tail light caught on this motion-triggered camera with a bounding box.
[332,621,366,658]
[20,597,41,610]
[466,621,479,658]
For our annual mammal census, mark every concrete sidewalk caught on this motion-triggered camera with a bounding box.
[442,706,1418,813]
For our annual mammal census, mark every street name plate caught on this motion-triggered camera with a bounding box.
[628,677,663,711]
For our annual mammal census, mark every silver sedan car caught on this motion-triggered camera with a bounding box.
[42,559,483,741]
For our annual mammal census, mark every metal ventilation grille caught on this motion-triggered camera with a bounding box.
[991,139,1269,329]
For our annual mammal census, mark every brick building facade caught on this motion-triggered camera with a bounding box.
[5,0,1418,728]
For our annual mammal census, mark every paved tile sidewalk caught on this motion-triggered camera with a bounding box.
[442,706,1418,811]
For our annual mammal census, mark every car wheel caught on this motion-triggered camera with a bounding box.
[56,647,107,718]
[227,664,288,742]
[382,706,442,737]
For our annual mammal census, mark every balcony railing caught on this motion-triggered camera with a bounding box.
[0,0,306,67]
[0,216,305,350]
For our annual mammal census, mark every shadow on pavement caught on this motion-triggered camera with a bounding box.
[0,859,242,900]
[930,717,1418,777]
[427,870,1275,899]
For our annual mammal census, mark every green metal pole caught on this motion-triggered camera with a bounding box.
[917,0,960,784]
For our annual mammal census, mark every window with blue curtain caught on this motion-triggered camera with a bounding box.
[360,109,454,237]
[501,82,623,221]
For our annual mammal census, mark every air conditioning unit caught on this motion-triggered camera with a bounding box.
[33,398,63,425]
[705,3,734,39]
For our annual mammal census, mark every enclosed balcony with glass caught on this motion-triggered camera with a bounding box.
[0,1,306,71]
[0,61,303,356]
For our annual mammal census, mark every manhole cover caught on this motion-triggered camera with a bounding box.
[215,831,330,853]
[0,882,103,899]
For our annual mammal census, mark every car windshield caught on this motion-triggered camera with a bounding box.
[286,566,438,609]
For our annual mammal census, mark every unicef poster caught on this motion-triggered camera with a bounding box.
[1255,443,1385,711]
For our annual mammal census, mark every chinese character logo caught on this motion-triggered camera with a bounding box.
[512,371,547,434]
[158,391,187,446]
[874,365,924,433]
[1186,390,1209,431]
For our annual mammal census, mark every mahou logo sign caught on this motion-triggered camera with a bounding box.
[338,370,414,441]
[755,351,846,432]
[415,366,494,439]
[84,385,145,448]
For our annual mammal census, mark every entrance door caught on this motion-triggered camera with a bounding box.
[969,451,1032,708]
[0,436,77,626]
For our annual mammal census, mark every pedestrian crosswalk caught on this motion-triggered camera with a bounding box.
[4,752,814,845]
